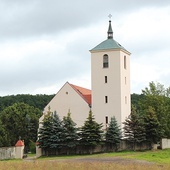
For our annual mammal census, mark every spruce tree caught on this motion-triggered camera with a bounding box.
[38,109,64,155]
[62,111,78,154]
[38,113,53,154]
[123,106,146,150]
[79,110,103,154]
[49,112,64,153]
[105,116,121,151]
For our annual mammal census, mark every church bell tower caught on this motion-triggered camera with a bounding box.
[90,20,131,129]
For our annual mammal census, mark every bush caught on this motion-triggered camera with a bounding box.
[29,140,36,153]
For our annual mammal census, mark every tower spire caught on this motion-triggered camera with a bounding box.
[107,14,113,39]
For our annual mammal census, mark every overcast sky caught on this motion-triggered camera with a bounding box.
[0,0,170,96]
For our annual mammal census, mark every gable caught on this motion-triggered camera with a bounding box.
[40,82,92,128]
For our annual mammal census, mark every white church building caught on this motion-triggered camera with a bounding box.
[39,20,131,129]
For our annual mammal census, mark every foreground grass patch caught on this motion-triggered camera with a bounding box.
[0,160,169,170]
[0,149,170,170]
[39,149,170,164]
[125,149,170,164]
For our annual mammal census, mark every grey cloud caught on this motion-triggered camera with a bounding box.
[0,0,170,95]
[0,44,88,95]
[1,0,170,40]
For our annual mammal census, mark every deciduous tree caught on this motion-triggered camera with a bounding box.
[0,102,40,147]
[139,82,170,137]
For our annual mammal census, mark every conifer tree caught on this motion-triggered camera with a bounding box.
[79,110,103,154]
[62,111,78,154]
[38,113,53,154]
[49,112,64,152]
[38,109,64,155]
[143,106,164,147]
[123,106,146,150]
[105,116,121,151]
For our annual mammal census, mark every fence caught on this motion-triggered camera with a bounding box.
[0,147,15,160]
[161,138,170,149]
[0,140,24,160]
[36,140,151,157]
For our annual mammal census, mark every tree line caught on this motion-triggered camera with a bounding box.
[38,109,121,155]
[0,94,54,112]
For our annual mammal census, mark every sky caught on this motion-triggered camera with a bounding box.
[0,0,170,96]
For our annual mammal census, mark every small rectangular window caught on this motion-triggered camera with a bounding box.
[105,76,107,83]
[105,96,108,103]
[105,116,108,124]
[124,55,127,69]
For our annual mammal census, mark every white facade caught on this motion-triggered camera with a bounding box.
[39,82,91,128]
[90,21,131,128]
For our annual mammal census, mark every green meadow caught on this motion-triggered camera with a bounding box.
[0,149,170,170]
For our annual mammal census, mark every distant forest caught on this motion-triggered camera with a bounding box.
[0,94,55,113]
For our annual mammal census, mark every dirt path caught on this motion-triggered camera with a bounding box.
[23,156,165,169]
[58,157,155,166]
[24,155,154,165]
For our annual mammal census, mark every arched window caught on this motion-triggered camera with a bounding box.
[124,55,126,69]
[103,54,109,68]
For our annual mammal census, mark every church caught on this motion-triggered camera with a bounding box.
[39,20,131,129]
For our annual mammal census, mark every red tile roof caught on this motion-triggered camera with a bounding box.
[70,83,91,106]
[15,140,24,147]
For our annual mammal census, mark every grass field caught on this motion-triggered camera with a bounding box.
[0,149,170,170]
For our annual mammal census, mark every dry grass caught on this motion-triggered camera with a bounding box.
[0,160,169,170]
[1,150,170,170]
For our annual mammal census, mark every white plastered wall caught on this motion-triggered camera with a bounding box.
[39,82,90,128]
[91,49,131,129]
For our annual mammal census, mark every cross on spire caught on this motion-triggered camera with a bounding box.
[108,14,112,20]
[107,15,113,39]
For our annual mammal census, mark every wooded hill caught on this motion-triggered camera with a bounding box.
[0,94,54,112]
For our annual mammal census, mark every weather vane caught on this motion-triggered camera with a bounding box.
[108,14,112,20]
